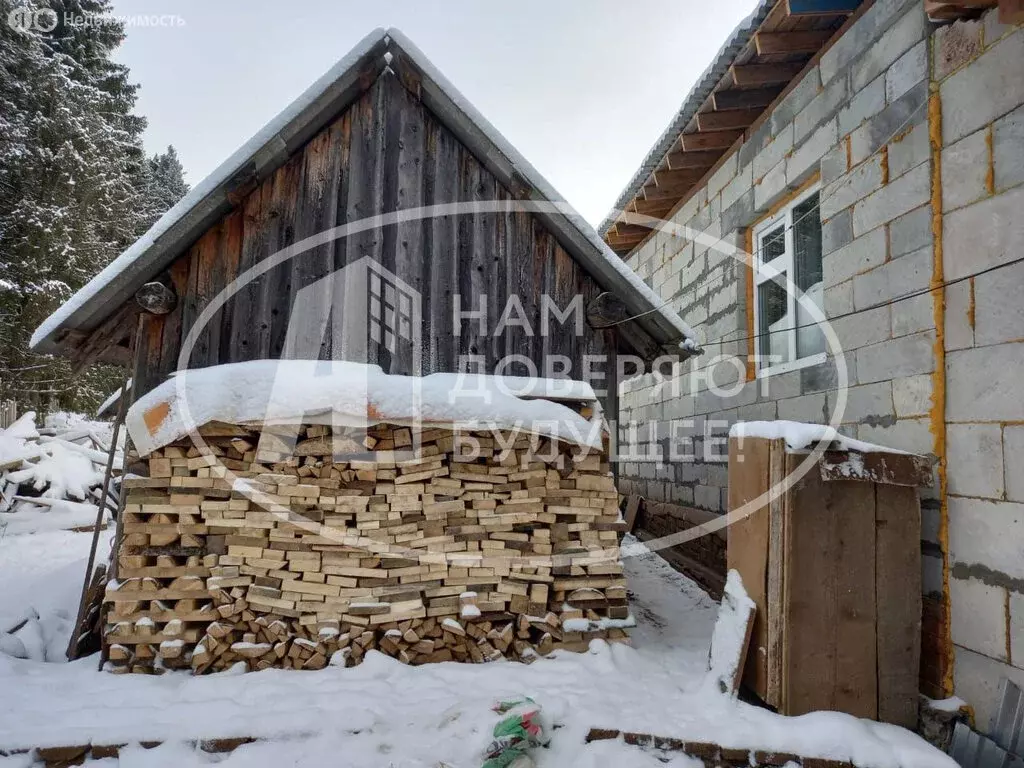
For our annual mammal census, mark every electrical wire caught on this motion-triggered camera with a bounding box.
[732,251,1024,349]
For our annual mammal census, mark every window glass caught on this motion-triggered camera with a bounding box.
[760,224,786,265]
[753,187,826,374]
[758,275,790,365]
[792,192,824,359]
[793,193,822,291]
[796,283,825,359]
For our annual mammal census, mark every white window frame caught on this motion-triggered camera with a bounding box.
[751,184,826,378]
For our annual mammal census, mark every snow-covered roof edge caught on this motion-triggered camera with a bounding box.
[33,27,695,354]
[596,0,775,238]
[31,27,389,351]
[125,360,605,456]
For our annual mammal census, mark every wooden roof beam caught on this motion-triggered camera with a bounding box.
[606,235,645,252]
[933,0,996,8]
[651,168,708,188]
[696,108,762,132]
[680,130,745,151]
[643,172,705,202]
[713,86,784,111]
[784,0,860,16]
[730,62,807,87]
[611,223,652,240]
[923,0,1016,21]
[630,197,675,217]
[1002,0,1024,22]
[923,2,965,20]
[665,148,723,171]
[607,228,645,243]
[642,184,695,202]
[68,302,139,374]
[754,29,834,55]
[934,0,1024,23]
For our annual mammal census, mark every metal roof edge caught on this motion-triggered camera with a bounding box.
[596,0,775,239]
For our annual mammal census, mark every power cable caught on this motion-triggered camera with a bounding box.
[729,250,1024,349]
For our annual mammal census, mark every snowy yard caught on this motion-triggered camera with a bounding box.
[0,530,953,767]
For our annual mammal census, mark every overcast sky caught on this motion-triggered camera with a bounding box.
[109,1,754,227]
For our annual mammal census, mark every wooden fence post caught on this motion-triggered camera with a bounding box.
[0,400,16,429]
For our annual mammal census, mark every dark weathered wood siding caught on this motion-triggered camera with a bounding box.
[133,71,619,411]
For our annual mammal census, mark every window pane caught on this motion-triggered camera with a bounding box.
[793,193,822,291]
[759,225,785,265]
[796,282,826,358]
[793,192,825,358]
[758,275,791,366]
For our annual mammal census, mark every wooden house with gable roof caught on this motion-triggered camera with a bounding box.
[31,29,696,420]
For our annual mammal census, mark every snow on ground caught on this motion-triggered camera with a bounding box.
[0,533,954,767]
[0,500,106,536]
[0,527,113,662]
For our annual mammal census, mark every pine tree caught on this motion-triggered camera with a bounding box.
[135,146,189,234]
[0,1,79,409]
[0,0,188,413]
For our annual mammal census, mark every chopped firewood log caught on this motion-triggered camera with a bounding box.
[103,420,631,674]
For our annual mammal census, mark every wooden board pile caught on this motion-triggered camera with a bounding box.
[0,411,121,521]
[104,419,630,674]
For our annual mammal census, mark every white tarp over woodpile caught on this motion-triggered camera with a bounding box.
[126,360,605,457]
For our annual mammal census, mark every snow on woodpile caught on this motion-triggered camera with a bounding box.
[126,360,604,457]
[0,411,121,534]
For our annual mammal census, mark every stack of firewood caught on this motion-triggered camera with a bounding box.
[104,418,631,674]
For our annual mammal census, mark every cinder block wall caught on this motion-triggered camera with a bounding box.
[616,0,950,696]
[932,12,1024,729]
